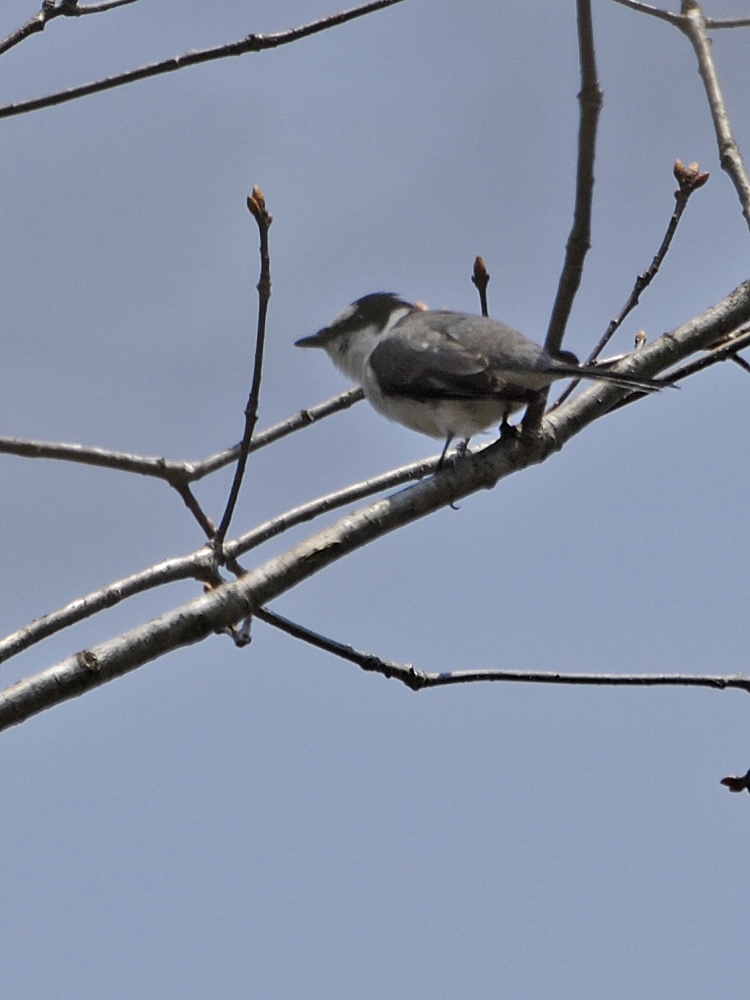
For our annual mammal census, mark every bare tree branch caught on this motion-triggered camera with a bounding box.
[525,0,601,429]
[610,3,750,33]
[562,323,750,414]
[543,0,601,356]
[3,275,750,729]
[171,481,215,538]
[256,603,750,693]
[0,0,408,119]
[3,276,749,675]
[551,159,709,410]
[3,281,748,675]
[253,606,421,682]
[0,448,439,667]
[0,0,140,58]
[731,352,750,374]
[214,188,273,552]
[0,388,364,484]
[677,1,750,231]
[257,606,750,693]
[663,324,750,381]
[228,452,437,560]
[613,1,750,229]
[400,666,750,692]
[0,435,192,479]
[0,549,216,666]
[610,0,683,25]
[189,388,364,481]
[57,0,139,11]
[708,17,750,29]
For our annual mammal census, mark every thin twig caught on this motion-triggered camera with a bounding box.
[58,0,139,11]
[0,387,364,483]
[678,2,750,232]
[255,606,423,683]
[214,188,273,552]
[0,0,407,119]
[0,386,364,552]
[0,435,193,479]
[708,17,750,29]
[471,256,490,316]
[0,450,438,666]
[613,1,750,31]
[227,452,437,560]
[4,311,749,669]
[609,0,683,24]
[661,325,750,381]
[543,0,601,356]
[4,276,750,720]
[171,482,215,538]
[524,0,601,430]
[189,388,364,480]
[0,549,217,665]
[551,159,709,410]
[3,306,748,671]
[595,323,750,415]
[0,0,140,57]
[256,607,750,693]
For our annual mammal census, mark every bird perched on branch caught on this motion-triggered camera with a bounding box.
[296,293,663,462]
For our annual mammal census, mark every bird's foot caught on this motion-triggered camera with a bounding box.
[436,436,470,471]
[499,417,519,441]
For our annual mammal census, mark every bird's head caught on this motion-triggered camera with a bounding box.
[296,293,414,351]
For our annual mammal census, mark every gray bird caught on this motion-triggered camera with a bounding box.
[296,293,662,460]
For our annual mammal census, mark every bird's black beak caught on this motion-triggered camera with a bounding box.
[295,328,331,348]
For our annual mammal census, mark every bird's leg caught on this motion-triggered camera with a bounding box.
[436,435,454,470]
[499,411,518,440]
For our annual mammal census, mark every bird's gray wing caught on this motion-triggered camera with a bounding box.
[369,324,517,401]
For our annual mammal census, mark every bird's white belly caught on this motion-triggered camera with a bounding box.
[363,382,518,439]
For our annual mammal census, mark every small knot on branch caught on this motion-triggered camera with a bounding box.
[79,649,101,672]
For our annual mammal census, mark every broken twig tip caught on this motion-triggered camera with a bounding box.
[720,768,750,793]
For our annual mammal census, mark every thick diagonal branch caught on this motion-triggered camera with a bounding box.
[2,276,750,730]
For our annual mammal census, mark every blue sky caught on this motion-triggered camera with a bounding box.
[1,1,750,997]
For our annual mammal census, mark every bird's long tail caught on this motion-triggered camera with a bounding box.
[559,365,665,394]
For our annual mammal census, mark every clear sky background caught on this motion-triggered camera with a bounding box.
[1,1,750,996]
